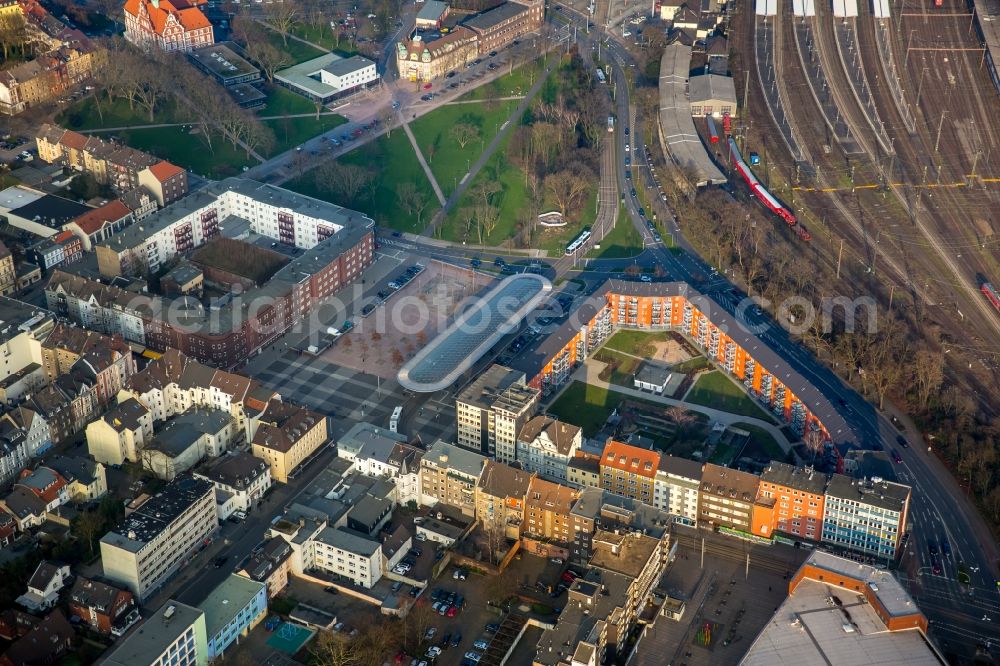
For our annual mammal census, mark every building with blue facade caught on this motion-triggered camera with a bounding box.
[198,574,267,659]
[821,474,911,561]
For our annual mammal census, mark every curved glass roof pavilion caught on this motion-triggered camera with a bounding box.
[397,273,552,392]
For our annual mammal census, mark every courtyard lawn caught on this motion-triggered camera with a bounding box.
[409,99,519,197]
[685,370,775,421]
[285,130,438,234]
[733,422,789,462]
[588,205,643,259]
[547,381,623,437]
[603,329,674,357]
[115,126,256,179]
[594,348,642,387]
[57,96,190,131]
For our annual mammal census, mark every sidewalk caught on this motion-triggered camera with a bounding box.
[575,360,793,453]
[399,112,447,206]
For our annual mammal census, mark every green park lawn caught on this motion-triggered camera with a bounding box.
[460,56,548,101]
[265,114,348,156]
[285,129,438,234]
[262,26,326,63]
[439,150,527,246]
[287,22,345,51]
[57,97,190,131]
[261,85,319,116]
[409,100,519,197]
[685,370,775,421]
[115,126,256,179]
[547,381,623,437]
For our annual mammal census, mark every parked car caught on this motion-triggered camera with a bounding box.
[464,652,482,663]
[213,556,228,568]
[425,627,437,640]
[450,632,462,648]
[473,640,490,651]
[485,624,500,634]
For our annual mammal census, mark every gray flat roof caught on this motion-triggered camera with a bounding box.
[423,440,487,478]
[322,55,375,77]
[275,53,342,97]
[658,43,726,186]
[314,526,381,557]
[417,0,449,21]
[741,558,942,665]
[188,42,259,81]
[103,600,204,666]
[463,1,530,32]
[198,574,265,640]
[398,273,552,392]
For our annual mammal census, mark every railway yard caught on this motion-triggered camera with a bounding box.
[727,0,1000,419]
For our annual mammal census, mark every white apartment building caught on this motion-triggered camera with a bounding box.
[86,398,154,466]
[100,477,218,601]
[309,526,382,589]
[319,56,378,92]
[654,455,703,525]
[455,365,538,461]
[95,178,367,277]
[103,600,209,666]
[194,452,272,519]
[336,422,424,506]
[515,416,581,483]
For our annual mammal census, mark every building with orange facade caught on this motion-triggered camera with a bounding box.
[599,439,660,506]
[509,280,856,448]
[753,462,826,542]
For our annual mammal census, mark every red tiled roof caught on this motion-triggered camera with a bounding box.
[59,130,88,151]
[602,439,661,478]
[146,160,185,182]
[72,200,130,235]
[125,0,211,34]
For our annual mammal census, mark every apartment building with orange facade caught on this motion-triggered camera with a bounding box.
[599,439,659,506]
[510,280,854,448]
[752,462,826,541]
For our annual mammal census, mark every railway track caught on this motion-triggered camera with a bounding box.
[672,532,798,577]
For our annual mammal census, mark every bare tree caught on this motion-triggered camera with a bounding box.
[264,0,300,46]
[73,509,106,556]
[310,631,358,666]
[545,168,589,219]
[316,162,375,204]
[910,347,944,411]
[450,122,481,149]
[397,182,429,225]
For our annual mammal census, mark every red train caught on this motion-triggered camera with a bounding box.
[982,281,1000,311]
[706,115,720,144]
[728,138,810,240]
[722,112,732,136]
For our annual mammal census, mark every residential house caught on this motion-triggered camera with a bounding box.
[86,397,153,466]
[143,407,235,480]
[754,462,826,541]
[0,610,73,666]
[524,476,579,546]
[0,240,14,295]
[698,463,760,532]
[516,416,581,483]
[137,160,189,206]
[236,536,292,598]
[27,371,100,443]
[309,526,383,589]
[64,200,133,250]
[567,455,601,490]
[194,451,271,519]
[44,455,106,503]
[31,230,83,271]
[419,440,486,517]
[68,576,139,637]
[15,561,71,613]
[2,406,51,458]
[251,400,327,483]
[652,455,703,525]
[0,418,28,485]
[40,322,136,406]
[475,460,533,539]
[599,439,660,506]
[0,512,16,548]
